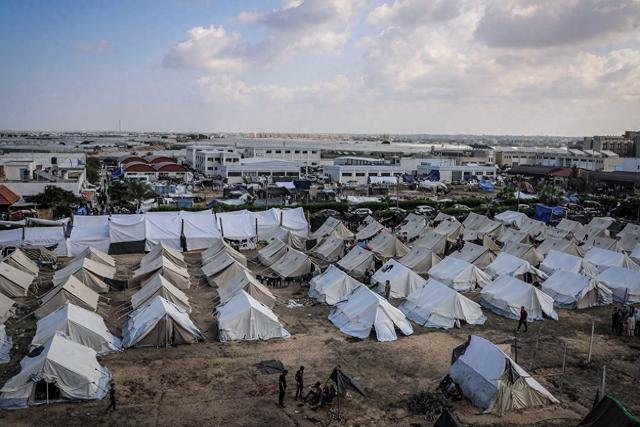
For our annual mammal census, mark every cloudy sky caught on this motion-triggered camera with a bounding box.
[1,0,639,135]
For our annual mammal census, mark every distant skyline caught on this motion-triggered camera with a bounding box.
[1,0,639,136]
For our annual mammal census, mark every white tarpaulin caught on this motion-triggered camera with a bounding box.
[536,238,583,257]
[485,253,548,282]
[399,279,486,329]
[480,275,558,320]
[215,268,276,309]
[632,243,640,264]
[310,217,354,241]
[396,213,428,241]
[501,241,544,267]
[31,303,121,356]
[367,231,409,258]
[371,259,426,299]
[428,256,491,292]
[451,242,496,269]
[584,247,640,273]
[495,211,527,227]
[0,325,11,364]
[278,207,309,238]
[398,246,441,275]
[309,265,363,305]
[24,227,67,256]
[257,239,288,267]
[0,261,35,298]
[597,267,640,303]
[541,271,611,309]
[216,290,290,342]
[144,212,182,251]
[270,248,312,278]
[0,229,22,247]
[448,335,558,413]
[539,250,598,277]
[109,214,145,243]
[337,246,376,279]
[182,212,221,250]
[35,276,99,319]
[0,333,111,409]
[413,230,448,255]
[131,273,191,313]
[310,235,346,262]
[328,285,413,342]
[67,215,110,255]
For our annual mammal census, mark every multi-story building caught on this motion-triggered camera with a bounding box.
[582,131,640,157]
[494,147,621,171]
[333,156,385,166]
[244,146,320,167]
[323,165,403,185]
[220,158,301,185]
[193,149,241,177]
[185,145,239,168]
[416,163,497,183]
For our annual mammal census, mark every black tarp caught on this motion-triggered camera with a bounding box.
[255,360,285,375]
[329,368,366,397]
[433,409,463,427]
[579,395,640,427]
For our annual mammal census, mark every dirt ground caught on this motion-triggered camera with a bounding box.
[0,250,639,427]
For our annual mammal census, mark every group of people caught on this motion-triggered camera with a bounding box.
[612,306,639,337]
[278,366,338,409]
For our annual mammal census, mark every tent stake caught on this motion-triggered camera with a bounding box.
[559,343,567,390]
[600,365,606,396]
[587,320,595,363]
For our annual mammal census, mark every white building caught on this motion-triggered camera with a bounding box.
[323,165,403,185]
[0,152,86,169]
[616,158,640,172]
[417,163,497,183]
[193,149,241,177]
[244,146,320,167]
[494,147,621,171]
[334,156,385,166]
[221,158,301,185]
[398,158,455,175]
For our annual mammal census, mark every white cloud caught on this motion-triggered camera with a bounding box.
[367,0,463,27]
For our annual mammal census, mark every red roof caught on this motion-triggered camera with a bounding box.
[0,185,20,206]
[154,163,187,172]
[124,163,156,172]
[120,156,148,165]
[146,156,176,164]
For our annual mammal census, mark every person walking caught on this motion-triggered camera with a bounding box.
[517,306,528,332]
[294,366,304,401]
[105,383,117,413]
[628,309,636,337]
[278,369,288,408]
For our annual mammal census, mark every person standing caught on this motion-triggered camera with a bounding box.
[278,369,288,408]
[612,308,620,334]
[517,306,528,332]
[294,366,304,401]
[628,309,636,337]
[105,383,117,413]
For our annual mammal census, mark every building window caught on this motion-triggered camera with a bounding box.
[302,150,308,154]
[228,172,242,177]
[285,150,291,154]
[369,172,378,176]
[266,150,272,154]
[311,151,317,154]
[341,172,352,177]
[381,172,390,176]
[294,150,300,154]
[355,172,366,177]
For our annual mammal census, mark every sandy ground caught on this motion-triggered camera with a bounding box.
[0,251,639,427]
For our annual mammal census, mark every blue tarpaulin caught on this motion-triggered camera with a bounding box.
[479,181,494,192]
[534,204,566,223]
[425,170,440,181]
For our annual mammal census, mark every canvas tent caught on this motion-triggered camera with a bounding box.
[337,246,376,279]
[485,253,548,282]
[144,212,182,251]
[557,218,583,235]
[328,285,414,342]
[536,238,583,257]
[398,279,486,329]
[632,243,640,264]
[3,249,38,276]
[131,273,191,313]
[396,213,428,241]
[140,242,185,268]
[310,217,354,241]
[578,395,640,427]
[448,335,558,414]
[109,214,146,254]
[0,292,15,324]
[270,248,312,278]
[35,276,100,319]
[451,242,495,269]
[541,270,611,309]
[0,325,11,364]
[480,275,558,320]
[413,230,448,255]
[0,333,111,409]
[215,268,276,308]
[31,303,121,356]
[309,265,364,305]
[397,246,441,274]
[74,246,116,268]
[216,290,290,342]
[122,296,203,348]
[356,217,384,241]
[518,217,546,240]
[597,267,640,303]
[367,231,409,259]
[434,219,464,242]
[132,256,190,289]
[617,232,640,253]
[584,247,640,273]
[539,250,598,277]
[501,241,543,266]
[497,228,529,245]
[181,212,221,251]
[495,210,527,227]
[257,239,288,267]
[0,261,35,298]
[23,227,67,256]
[371,259,426,299]
[53,256,115,294]
[201,239,247,266]
[310,235,346,262]
[67,215,110,255]
[574,224,608,242]
[428,257,492,292]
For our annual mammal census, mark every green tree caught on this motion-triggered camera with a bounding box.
[538,184,563,205]
[108,180,155,210]
[30,186,84,216]
[86,157,101,184]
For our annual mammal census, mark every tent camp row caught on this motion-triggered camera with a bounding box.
[65,207,309,255]
[0,226,67,256]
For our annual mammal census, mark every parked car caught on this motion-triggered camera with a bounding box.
[414,205,436,215]
[453,204,471,211]
[388,207,407,214]
[353,208,373,216]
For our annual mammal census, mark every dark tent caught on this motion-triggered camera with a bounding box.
[433,409,463,427]
[329,367,366,397]
[534,204,566,223]
[255,360,284,375]
[578,395,640,427]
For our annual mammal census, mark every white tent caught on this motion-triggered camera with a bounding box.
[356,217,384,241]
[542,271,611,309]
[371,259,426,299]
[309,265,364,305]
[536,238,583,257]
[216,210,256,246]
[485,253,548,282]
[463,214,504,242]
[276,207,309,239]
[584,247,640,273]
[109,214,146,247]
[257,238,288,267]
[557,218,583,235]
[428,256,492,292]
[0,325,11,364]
[617,232,640,253]
[144,212,182,251]
[328,285,413,342]
[536,227,573,242]
[216,290,290,342]
[497,228,529,245]
[132,256,190,289]
[131,273,191,313]
[0,261,35,298]
[480,275,558,320]
[597,267,640,303]
[631,243,640,264]
[31,303,121,356]
[519,217,546,240]
[67,215,110,255]
[399,279,486,329]
[448,335,558,414]
[74,246,116,267]
[310,217,354,241]
[397,246,441,275]
[463,212,488,229]
[618,223,640,237]
[310,235,346,262]
[3,249,39,276]
[0,333,111,409]
[501,241,544,266]
[413,230,448,255]
[495,211,527,227]
[589,217,615,229]
[539,249,598,277]
[35,276,100,319]
[434,219,464,242]
[216,268,276,308]
[122,296,203,348]
[201,240,246,268]
[24,226,67,256]
[53,256,115,294]
[270,248,312,278]
[396,213,428,241]
[367,231,409,258]
[0,292,15,324]
[181,212,221,251]
[451,242,495,269]
[583,235,619,252]
[574,224,608,242]
[140,242,185,268]
[202,251,242,279]
[337,246,376,279]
